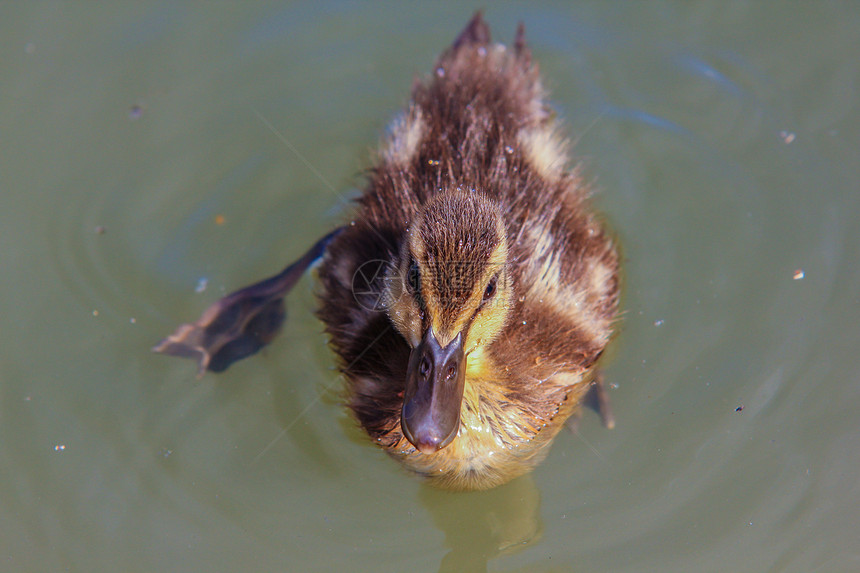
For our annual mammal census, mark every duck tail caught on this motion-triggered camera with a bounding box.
[451,11,491,51]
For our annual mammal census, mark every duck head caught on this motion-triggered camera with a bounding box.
[385,191,514,454]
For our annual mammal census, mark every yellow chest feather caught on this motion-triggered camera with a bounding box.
[387,349,582,490]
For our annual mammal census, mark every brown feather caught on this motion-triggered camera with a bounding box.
[316,13,620,489]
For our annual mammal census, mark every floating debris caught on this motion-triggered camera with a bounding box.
[735,405,744,412]
[793,269,805,280]
[779,130,796,144]
[94,225,107,235]
[92,309,99,317]
[195,278,208,293]
[215,214,225,225]
[54,444,66,452]
[653,319,665,327]
[129,104,144,120]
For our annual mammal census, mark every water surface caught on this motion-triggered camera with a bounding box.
[2,3,859,572]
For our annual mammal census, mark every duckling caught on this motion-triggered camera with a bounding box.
[155,12,620,491]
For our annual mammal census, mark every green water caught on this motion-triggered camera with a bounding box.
[2,3,859,572]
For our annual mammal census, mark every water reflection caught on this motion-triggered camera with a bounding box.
[420,476,542,573]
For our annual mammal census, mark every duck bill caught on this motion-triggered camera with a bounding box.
[401,328,466,454]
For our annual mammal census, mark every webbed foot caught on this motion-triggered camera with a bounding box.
[567,371,615,432]
[153,228,343,376]
[591,371,615,430]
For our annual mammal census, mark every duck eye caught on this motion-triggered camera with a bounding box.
[483,276,497,302]
[407,259,421,292]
